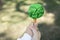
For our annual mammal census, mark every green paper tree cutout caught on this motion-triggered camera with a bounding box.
[28,4,44,19]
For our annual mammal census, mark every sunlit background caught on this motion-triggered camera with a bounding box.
[0,0,60,40]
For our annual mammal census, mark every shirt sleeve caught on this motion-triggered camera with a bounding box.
[17,33,32,40]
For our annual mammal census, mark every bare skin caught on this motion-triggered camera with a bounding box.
[26,22,41,40]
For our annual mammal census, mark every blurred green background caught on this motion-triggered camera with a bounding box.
[0,0,60,40]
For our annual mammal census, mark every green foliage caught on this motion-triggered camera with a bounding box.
[28,4,44,19]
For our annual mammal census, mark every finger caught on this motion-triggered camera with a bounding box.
[38,31,41,39]
[28,22,38,31]
[33,22,38,27]
[28,22,33,28]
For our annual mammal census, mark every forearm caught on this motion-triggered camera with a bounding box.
[17,33,32,40]
[32,31,41,40]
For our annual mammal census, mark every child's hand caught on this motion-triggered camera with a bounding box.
[26,22,41,40]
